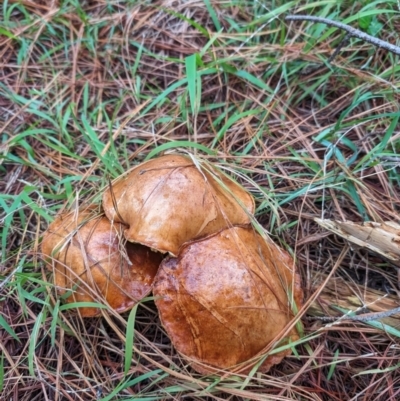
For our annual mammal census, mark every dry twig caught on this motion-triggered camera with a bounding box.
[286,15,400,56]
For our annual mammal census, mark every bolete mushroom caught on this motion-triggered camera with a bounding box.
[102,154,255,256]
[41,206,163,317]
[153,226,303,374]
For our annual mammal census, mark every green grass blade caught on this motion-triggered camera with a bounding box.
[332,305,400,338]
[50,300,60,348]
[124,304,138,376]
[248,1,295,27]
[212,109,261,148]
[185,54,198,115]
[0,314,20,342]
[145,140,216,160]
[28,310,43,376]
[353,362,400,376]
[234,70,274,93]
[0,26,18,40]
[140,79,187,116]
[99,370,164,401]
[161,8,209,37]
[59,302,109,311]
[375,113,399,152]
[203,0,222,31]
[327,349,340,380]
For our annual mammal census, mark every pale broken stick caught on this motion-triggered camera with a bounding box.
[308,274,400,329]
[315,218,400,266]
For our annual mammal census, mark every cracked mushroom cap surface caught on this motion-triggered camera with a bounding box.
[41,207,163,317]
[102,154,255,256]
[153,226,303,374]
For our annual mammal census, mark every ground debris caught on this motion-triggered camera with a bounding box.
[315,219,400,265]
[309,273,400,328]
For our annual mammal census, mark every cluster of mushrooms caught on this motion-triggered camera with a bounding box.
[42,154,303,374]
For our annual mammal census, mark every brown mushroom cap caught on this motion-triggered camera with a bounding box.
[41,207,163,317]
[102,154,255,256]
[153,226,303,374]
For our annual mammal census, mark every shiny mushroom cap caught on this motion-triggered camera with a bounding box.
[41,206,163,317]
[102,154,255,256]
[153,226,303,374]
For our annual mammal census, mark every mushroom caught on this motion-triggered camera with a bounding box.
[153,226,303,374]
[102,154,255,256]
[41,206,163,317]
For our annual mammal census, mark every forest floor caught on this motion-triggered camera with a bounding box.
[1,1,400,400]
